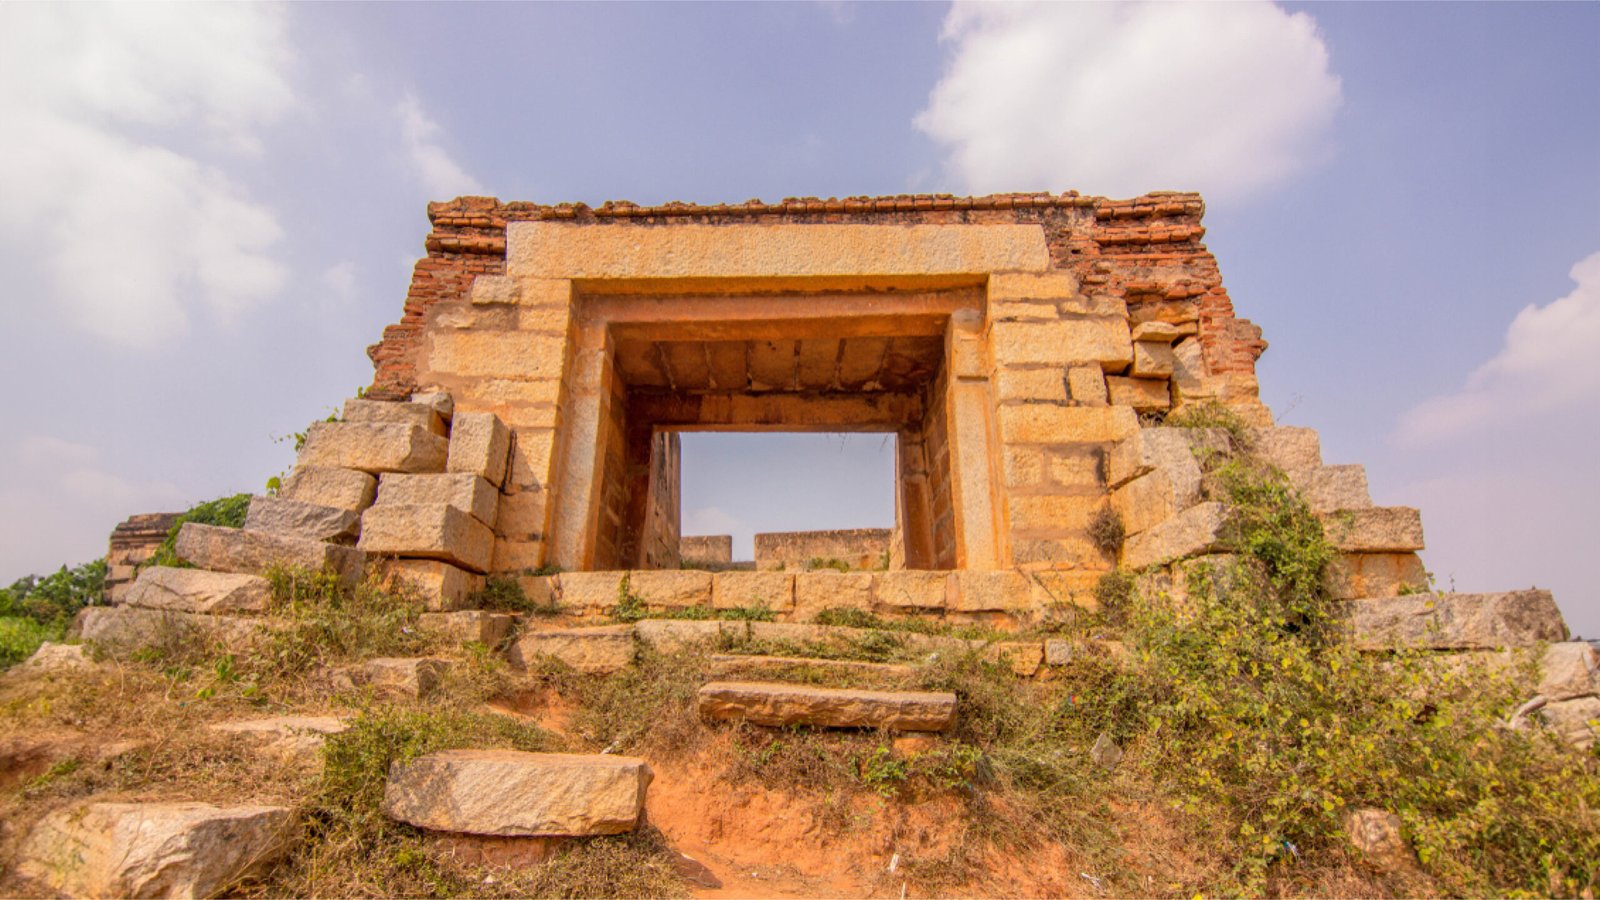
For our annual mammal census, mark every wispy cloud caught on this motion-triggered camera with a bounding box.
[0,4,294,346]
[915,1,1342,202]
[1397,250,1600,445]
[397,94,485,199]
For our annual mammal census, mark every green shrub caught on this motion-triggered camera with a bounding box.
[0,557,106,627]
[0,616,62,669]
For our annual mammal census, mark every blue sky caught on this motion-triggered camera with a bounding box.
[1,2,1595,635]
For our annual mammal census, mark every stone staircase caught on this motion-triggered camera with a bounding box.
[19,398,1598,896]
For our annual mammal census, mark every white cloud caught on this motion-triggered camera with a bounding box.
[1397,250,1600,445]
[398,94,485,199]
[0,4,292,346]
[915,1,1342,202]
[683,506,748,539]
[322,261,359,299]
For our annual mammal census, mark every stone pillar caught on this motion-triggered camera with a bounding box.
[895,430,937,569]
[943,310,1006,569]
[547,321,614,571]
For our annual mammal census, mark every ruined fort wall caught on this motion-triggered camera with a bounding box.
[366,192,1269,577]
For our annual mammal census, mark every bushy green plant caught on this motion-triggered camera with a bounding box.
[0,616,61,669]
[0,557,106,628]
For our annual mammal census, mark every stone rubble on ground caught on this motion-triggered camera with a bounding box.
[697,681,958,732]
[383,749,652,836]
[17,801,296,899]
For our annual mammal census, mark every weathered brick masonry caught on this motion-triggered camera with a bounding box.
[367,192,1266,410]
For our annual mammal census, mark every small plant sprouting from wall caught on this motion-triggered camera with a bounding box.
[1088,506,1125,555]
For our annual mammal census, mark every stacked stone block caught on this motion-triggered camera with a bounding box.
[347,399,512,610]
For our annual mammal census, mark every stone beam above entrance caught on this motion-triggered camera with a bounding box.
[507,223,1051,282]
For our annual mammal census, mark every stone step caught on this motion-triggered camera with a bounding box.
[707,654,918,679]
[383,750,651,836]
[358,503,493,574]
[73,606,274,653]
[697,681,957,732]
[342,397,448,436]
[122,566,272,614]
[420,610,515,648]
[17,802,294,899]
[507,624,635,674]
[243,495,362,544]
[631,618,1044,676]
[210,715,349,763]
[1343,590,1567,650]
[279,465,377,512]
[1291,464,1373,513]
[1254,425,1322,472]
[175,522,366,584]
[374,472,498,525]
[382,559,485,611]
[297,421,448,474]
[335,657,450,699]
[1319,507,1424,552]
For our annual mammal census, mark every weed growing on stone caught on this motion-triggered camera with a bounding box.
[1088,505,1126,555]
[258,565,431,674]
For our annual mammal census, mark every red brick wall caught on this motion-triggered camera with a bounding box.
[367,192,1265,402]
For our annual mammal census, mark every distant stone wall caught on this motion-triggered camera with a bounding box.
[104,512,180,602]
[755,529,891,572]
[680,535,732,567]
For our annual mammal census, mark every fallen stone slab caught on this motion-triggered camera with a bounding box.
[507,625,635,674]
[175,523,366,584]
[1121,501,1228,569]
[359,504,494,574]
[1538,641,1600,701]
[343,397,447,436]
[375,472,499,525]
[298,421,448,474]
[1539,696,1600,751]
[383,559,485,611]
[419,611,515,648]
[447,411,511,488]
[279,466,377,512]
[1343,590,1568,650]
[707,654,918,679]
[243,496,361,544]
[384,749,652,836]
[122,566,272,615]
[356,657,450,698]
[697,681,957,732]
[210,715,349,762]
[4,642,95,678]
[17,801,295,899]
[1320,507,1425,553]
[73,606,273,654]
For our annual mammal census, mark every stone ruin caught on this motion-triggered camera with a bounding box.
[33,190,1593,895]
[96,189,1594,734]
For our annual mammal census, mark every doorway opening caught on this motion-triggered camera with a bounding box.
[678,432,896,571]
